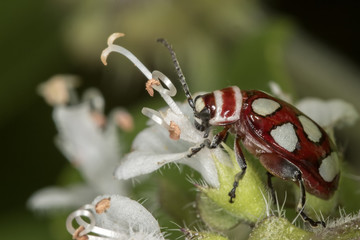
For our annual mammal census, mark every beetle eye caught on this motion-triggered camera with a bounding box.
[194,96,206,113]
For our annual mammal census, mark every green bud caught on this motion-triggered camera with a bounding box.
[198,144,268,224]
[300,189,339,220]
[249,216,311,240]
[313,211,360,239]
[182,228,229,240]
[197,192,241,231]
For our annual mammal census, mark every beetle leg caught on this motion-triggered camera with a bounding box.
[194,120,210,138]
[194,119,206,132]
[203,126,211,138]
[294,171,326,227]
[187,139,210,157]
[187,126,229,157]
[228,135,247,203]
[267,172,276,204]
[208,126,230,148]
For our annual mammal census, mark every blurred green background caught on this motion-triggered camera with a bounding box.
[1,0,360,239]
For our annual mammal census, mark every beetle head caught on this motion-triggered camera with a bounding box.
[194,94,214,127]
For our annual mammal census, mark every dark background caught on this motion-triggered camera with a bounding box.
[267,1,360,66]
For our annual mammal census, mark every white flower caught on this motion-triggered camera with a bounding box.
[28,76,133,211]
[66,195,165,240]
[102,33,228,188]
[116,102,228,188]
[269,82,359,138]
[296,98,358,130]
[28,184,97,212]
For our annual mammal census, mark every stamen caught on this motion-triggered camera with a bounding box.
[38,75,79,106]
[66,204,127,240]
[114,110,134,132]
[169,121,181,140]
[101,33,182,115]
[150,71,181,115]
[101,33,152,79]
[107,32,125,46]
[90,112,106,128]
[66,205,95,238]
[141,108,182,140]
[95,197,111,214]
[151,71,177,97]
[73,226,88,240]
[146,79,161,97]
[76,236,88,240]
[141,108,167,127]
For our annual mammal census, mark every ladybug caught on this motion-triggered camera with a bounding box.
[157,39,340,227]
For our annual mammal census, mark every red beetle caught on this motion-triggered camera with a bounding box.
[158,39,340,227]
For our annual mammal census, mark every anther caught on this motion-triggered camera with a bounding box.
[95,197,111,214]
[169,121,181,140]
[115,110,134,132]
[72,226,88,240]
[146,79,161,97]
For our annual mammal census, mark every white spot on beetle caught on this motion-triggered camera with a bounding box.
[299,115,322,143]
[270,122,298,152]
[252,98,281,116]
[319,152,340,182]
[195,97,205,113]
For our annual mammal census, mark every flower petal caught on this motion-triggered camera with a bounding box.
[114,117,222,187]
[132,123,193,153]
[92,195,163,238]
[162,107,203,143]
[179,148,225,188]
[27,184,95,212]
[114,151,186,180]
[296,98,358,129]
[53,103,125,194]
[115,101,223,186]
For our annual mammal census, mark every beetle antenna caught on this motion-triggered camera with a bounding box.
[157,38,195,111]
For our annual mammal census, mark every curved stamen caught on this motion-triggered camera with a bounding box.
[141,108,182,140]
[151,70,176,97]
[141,107,169,129]
[151,71,182,115]
[66,204,127,239]
[107,32,124,46]
[66,204,96,237]
[101,33,182,115]
[101,33,152,80]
